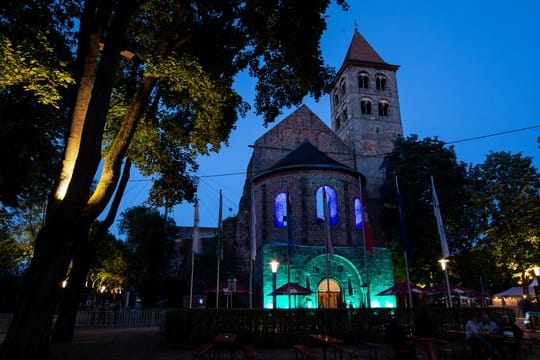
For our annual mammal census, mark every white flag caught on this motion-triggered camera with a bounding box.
[192,203,202,254]
[431,176,449,258]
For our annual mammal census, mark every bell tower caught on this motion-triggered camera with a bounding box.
[330,30,403,199]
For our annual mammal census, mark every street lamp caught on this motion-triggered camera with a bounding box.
[533,266,540,299]
[438,258,452,308]
[270,260,280,309]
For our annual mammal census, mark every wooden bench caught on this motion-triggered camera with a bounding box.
[293,343,318,360]
[334,344,361,360]
[192,343,213,359]
[243,344,257,359]
[365,342,388,360]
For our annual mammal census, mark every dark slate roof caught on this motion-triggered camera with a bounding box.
[253,140,359,180]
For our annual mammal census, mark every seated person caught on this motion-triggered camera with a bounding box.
[384,319,416,360]
[480,312,500,335]
[465,310,495,359]
[496,314,523,360]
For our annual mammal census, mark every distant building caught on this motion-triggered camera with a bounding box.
[223,30,403,309]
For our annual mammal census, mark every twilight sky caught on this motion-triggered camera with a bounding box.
[114,0,539,232]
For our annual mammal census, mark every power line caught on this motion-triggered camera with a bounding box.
[446,124,540,144]
[127,124,539,181]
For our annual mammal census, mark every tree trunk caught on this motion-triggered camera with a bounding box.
[52,159,132,343]
[0,225,75,360]
[51,227,94,343]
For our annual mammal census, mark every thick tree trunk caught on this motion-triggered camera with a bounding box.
[51,228,94,343]
[0,225,75,360]
[52,159,132,343]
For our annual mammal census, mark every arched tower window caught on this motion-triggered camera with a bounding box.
[315,186,338,225]
[360,98,372,115]
[376,74,387,91]
[342,107,348,121]
[358,72,369,89]
[340,80,346,96]
[354,198,363,229]
[274,192,287,227]
[335,116,341,130]
[378,100,389,116]
[334,92,339,107]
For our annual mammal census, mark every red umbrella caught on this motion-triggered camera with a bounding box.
[376,281,425,296]
[268,282,313,296]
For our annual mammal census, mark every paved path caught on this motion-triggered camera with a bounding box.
[2,327,540,359]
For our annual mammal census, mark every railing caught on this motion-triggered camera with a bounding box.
[0,310,163,332]
[0,313,13,332]
[75,309,164,328]
[163,307,516,348]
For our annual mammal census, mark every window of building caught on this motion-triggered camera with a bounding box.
[378,101,389,116]
[354,198,363,230]
[335,116,341,130]
[340,80,346,96]
[360,99,372,115]
[334,92,339,107]
[376,74,387,91]
[274,192,287,227]
[358,72,369,89]
[342,107,348,121]
[316,186,338,225]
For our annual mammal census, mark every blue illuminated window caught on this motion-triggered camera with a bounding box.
[354,198,363,229]
[316,186,338,225]
[274,193,287,227]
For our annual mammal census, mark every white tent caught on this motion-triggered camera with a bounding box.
[494,287,524,297]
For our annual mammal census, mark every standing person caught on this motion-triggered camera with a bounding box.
[497,314,523,360]
[466,311,496,359]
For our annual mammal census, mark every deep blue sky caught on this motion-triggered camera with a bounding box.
[117,0,539,232]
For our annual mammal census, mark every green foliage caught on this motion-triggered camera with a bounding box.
[381,135,471,285]
[473,152,540,280]
[119,205,176,307]
[0,35,74,108]
[87,232,129,294]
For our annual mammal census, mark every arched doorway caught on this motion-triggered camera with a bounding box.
[317,279,342,308]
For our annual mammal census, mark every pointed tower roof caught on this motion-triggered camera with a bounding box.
[334,30,399,83]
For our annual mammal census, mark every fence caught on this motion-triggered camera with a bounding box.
[0,310,163,332]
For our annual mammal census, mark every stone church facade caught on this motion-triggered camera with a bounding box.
[224,30,403,309]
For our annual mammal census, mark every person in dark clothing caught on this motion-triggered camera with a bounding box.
[496,314,523,360]
[384,318,416,359]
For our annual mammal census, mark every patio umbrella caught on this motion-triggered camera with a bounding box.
[375,281,425,296]
[268,282,313,308]
[268,282,314,296]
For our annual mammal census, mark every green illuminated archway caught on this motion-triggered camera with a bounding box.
[301,254,366,308]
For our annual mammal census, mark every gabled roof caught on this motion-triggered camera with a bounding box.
[252,140,359,181]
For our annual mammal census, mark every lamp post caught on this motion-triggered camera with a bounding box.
[270,260,280,309]
[438,258,452,308]
[533,266,540,299]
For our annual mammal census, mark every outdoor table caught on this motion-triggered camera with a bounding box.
[409,336,438,360]
[309,334,343,360]
[212,333,238,360]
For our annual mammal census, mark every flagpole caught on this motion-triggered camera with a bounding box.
[249,182,257,309]
[395,176,413,308]
[216,190,223,309]
[431,176,452,308]
[358,180,371,308]
[190,201,200,309]
[322,186,332,307]
[286,189,293,309]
